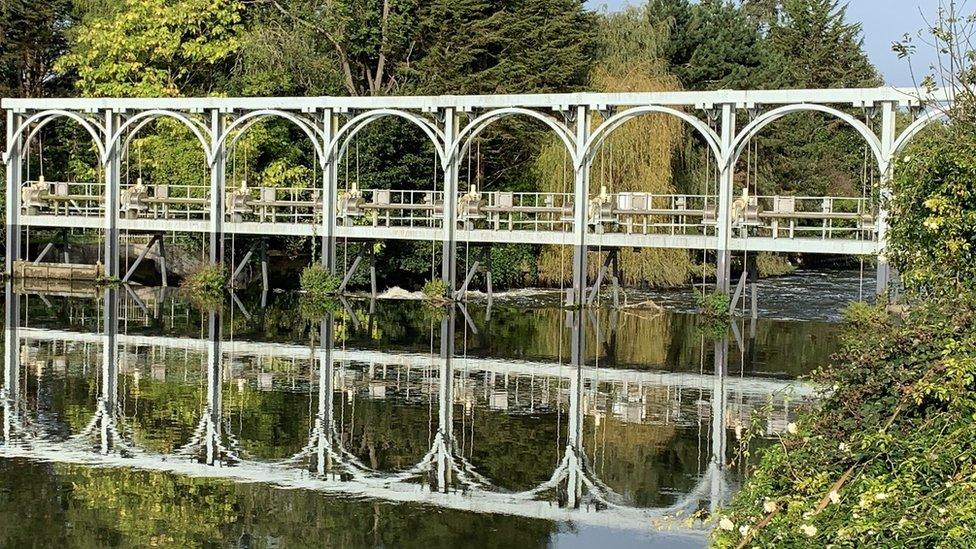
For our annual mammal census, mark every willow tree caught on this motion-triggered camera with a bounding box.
[536,7,693,288]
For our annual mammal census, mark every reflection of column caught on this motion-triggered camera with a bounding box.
[566,310,585,508]
[3,281,21,444]
[315,316,334,475]
[435,308,456,491]
[100,287,119,455]
[205,310,222,465]
[710,335,729,513]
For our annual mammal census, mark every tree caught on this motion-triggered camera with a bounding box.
[768,0,879,88]
[648,0,777,90]
[56,0,245,97]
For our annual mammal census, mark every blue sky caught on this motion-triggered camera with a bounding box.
[584,1,945,86]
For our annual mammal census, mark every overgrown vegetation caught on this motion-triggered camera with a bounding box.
[300,263,341,298]
[714,295,976,546]
[181,264,226,309]
[716,6,976,543]
[421,279,449,301]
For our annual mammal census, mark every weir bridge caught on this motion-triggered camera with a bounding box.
[1,88,954,302]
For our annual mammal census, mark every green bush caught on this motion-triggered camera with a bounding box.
[696,289,730,318]
[422,278,449,301]
[300,263,341,297]
[888,123,976,292]
[181,264,226,295]
[712,294,976,547]
[180,264,226,310]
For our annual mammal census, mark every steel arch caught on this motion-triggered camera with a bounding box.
[451,107,577,170]
[583,105,723,166]
[211,109,326,167]
[327,109,447,169]
[726,104,886,171]
[4,110,107,164]
[109,109,212,161]
[891,109,949,161]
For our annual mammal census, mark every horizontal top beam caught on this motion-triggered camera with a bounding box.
[1,87,953,112]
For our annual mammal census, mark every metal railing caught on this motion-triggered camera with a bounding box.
[19,181,878,242]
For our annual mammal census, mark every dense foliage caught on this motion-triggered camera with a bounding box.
[714,294,976,546]
[887,122,976,292]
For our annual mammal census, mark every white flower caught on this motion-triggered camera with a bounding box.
[786,422,798,434]
[875,492,888,501]
[800,524,818,537]
[838,442,847,452]
[763,500,778,513]
[829,490,841,504]
[719,517,735,531]
[739,525,750,536]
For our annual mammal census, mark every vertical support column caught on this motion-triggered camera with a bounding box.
[876,101,896,298]
[103,110,121,279]
[209,110,226,265]
[571,105,591,307]
[321,108,338,271]
[716,103,736,293]
[441,107,458,296]
[5,110,23,276]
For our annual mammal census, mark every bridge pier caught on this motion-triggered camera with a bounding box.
[875,101,897,299]
[5,111,23,276]
[321,109,338,272]
[570,105,592,308]
[441,108,459,298]
[715,103,736,293]
[209,110,226,266]
[103,111,121,279]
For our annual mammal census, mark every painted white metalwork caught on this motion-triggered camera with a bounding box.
[1,87,957,296]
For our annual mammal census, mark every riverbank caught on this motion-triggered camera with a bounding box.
[712,293,976,546]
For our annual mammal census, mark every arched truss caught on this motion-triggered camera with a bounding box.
[210,110,326,168]
[450,107,578,172]
[326,109,447,169]
[4,110,107,164]
[890,109,949,161]
[109,110,212,162]
[725,104,886,172]
[583,105,723,167]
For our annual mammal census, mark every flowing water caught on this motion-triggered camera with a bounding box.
[0,270,867,547]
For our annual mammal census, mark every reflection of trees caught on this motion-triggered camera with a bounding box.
[463,410,564,491]
[223,383,314,460]
[0,460,559,547]
[337,399,434,471]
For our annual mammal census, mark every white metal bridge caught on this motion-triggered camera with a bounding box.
[2,88,954,301]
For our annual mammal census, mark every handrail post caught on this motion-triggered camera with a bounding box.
[5,110,23,276]
[716,103,736,293]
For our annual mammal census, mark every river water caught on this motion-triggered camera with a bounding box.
[0,270,867,547]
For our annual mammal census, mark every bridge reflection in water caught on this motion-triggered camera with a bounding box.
[1,283,811,534]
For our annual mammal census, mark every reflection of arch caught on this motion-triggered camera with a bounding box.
[326,109,447,168]
[4,110,107,163]
[109,110,212,161]
[209,110,325,167]
[726,104,886,171]
[451,107,577,170]
[584,106,723,166]
[891,109,949,160]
